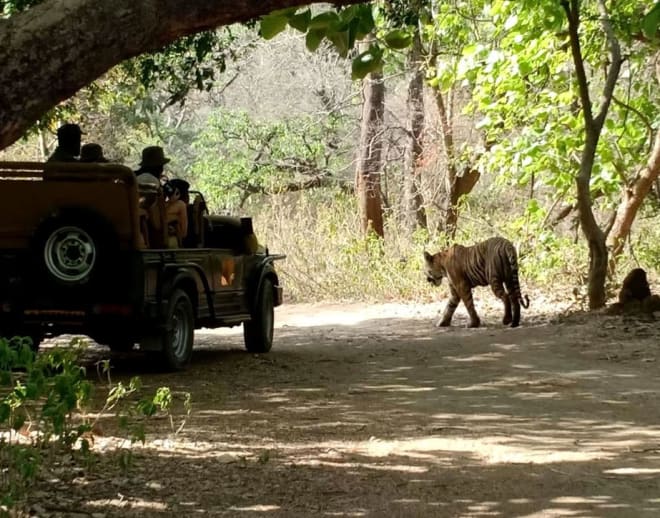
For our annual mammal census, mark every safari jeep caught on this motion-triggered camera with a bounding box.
[0,161,285,370]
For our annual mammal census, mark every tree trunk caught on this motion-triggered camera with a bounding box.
[562,0,622,309]
[433,89,480,238]
[355,69,385,238]
[0,0,361,150]
[607,122,660,272]
[402,31,427,232]
[576,136,609,309]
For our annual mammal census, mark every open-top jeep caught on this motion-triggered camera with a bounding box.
[0,161,285,370]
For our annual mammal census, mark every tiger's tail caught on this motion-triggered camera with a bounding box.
[505,242,530,309]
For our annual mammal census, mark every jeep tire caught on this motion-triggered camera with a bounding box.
[142,289,194,371]
[243,278,274,353]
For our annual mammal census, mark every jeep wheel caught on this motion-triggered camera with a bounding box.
[33,210,117,287]
[244,278,274,353]
[155,289,194,370]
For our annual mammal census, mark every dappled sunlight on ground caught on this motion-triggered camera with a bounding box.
[24,302,660,516]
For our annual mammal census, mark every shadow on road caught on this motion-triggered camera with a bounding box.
[32,309,660,517]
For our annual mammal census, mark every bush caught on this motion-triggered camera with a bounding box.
[0,337,190,510]
[245,188,613,304]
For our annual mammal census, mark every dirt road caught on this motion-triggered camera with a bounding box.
[26,300,660,517]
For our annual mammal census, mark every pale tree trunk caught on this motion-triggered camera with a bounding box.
[402,31,427,232]
[607,120,660,272]
[562,0,622,309]
[0,0,360,150]
[434,89,480,239]
[355,69,385,238]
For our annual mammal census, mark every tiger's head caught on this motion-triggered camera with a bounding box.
[423,250,447,286]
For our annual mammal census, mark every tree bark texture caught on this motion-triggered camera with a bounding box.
[355,70,385,238]
[0,0,361,150]
[607,129,660,270]
[562,0,622,309]
[433,89,480,239]
[402,31,427,232]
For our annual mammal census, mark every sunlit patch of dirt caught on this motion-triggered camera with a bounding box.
[18,297,660,517]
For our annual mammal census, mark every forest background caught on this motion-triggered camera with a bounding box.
[2,0,659,309]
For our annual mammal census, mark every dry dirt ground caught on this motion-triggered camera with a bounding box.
[18,296,660,517]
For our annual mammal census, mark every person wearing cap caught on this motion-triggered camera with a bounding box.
[79,143,109,163]
[134,145,170,181]
[47,123,83,162]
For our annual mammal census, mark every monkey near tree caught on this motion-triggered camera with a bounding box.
[424,237,529,328]
[609,267,660,314]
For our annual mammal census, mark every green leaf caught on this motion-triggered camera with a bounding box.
[309,12,341,31]
[355,7,375,38]
[260,14,288,40]
[306,29,325,52]
[383,29,412,50]
[642,2,660,39]
[351,48,383,80]
[288,9,311,32]
[327,30,350,58]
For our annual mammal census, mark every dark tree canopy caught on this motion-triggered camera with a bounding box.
[0,0,363,150]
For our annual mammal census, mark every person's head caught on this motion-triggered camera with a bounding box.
[140,146,170,175]
[80,143,109,163]
[167,178,190,203]
[56,123,83,155]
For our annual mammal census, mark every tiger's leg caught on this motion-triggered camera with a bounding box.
[504,280,521,327]
[511,298,521,328]
[490,279,512,325]
[438,285,460,327]
[458,284,480,328]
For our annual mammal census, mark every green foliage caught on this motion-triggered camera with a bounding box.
[454,0,658,210]
[0,338,190,509]
[258,4,422,78]
[261,4,375,59]
[642,2,660,40]
[260,11,291,40]
[121,29,242,106]
[187,108,351,212]
[0,0,41,17]
[352,45,384,79]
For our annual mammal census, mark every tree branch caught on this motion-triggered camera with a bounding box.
[0,0,362,150]
[561,0,593,127]
[592,0,623,131]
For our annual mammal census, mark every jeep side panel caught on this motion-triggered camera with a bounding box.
[141,249,251,329]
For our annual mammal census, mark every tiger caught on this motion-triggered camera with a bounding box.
[423,236,529,328]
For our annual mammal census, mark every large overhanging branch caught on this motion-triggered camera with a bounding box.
[0,0,364,150]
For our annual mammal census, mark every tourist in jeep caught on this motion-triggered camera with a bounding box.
[79,143,109,163]
[47,123,83,162]
[134,145,170,181]
[164,178,189,247]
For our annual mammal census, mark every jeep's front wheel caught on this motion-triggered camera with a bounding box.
[144,289,194,371]
[243,278,274,353]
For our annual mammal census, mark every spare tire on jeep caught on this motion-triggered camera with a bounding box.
[32,208,118,287]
